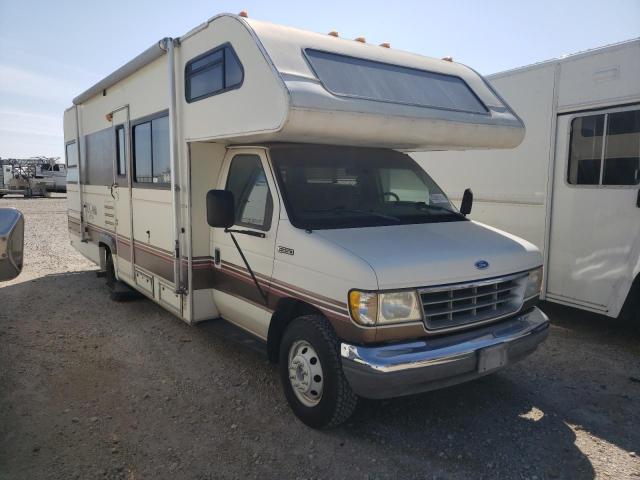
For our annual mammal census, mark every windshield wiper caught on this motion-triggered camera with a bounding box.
[413,202,462,216]
[303,206,401,222]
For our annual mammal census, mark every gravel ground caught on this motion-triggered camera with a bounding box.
[1,196,639,480]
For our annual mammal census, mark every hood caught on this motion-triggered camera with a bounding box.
[315,220,541,289]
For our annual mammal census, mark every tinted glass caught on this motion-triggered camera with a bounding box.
[305,49,487,114]
[225,47,243,87]
[189,49,222,72]
[152,116,170,184]
[568,115,603,185]
[603,110,640,185]
[225,155,272,230]
[133,122,152,182]
[185,45,243,102]
[189,64,224,99]
[271,146,462,230]
[116,126,126,176]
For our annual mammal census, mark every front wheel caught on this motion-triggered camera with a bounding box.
[279,315,358,429]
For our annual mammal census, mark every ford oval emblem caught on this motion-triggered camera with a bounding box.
[475,260,489,270]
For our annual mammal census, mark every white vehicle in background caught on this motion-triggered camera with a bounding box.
[38,161,67,192]
[64,12,548,428]
[415,39,640,324]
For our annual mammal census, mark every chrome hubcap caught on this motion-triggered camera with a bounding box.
[288,340,324,407]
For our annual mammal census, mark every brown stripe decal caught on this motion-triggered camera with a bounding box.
[68,216,350,324]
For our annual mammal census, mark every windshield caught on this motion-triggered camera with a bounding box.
[271,145,465,230]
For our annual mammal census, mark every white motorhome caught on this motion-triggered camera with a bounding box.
[64,13,548,428]
[415,39,640,323]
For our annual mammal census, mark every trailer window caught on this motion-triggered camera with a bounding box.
[133,115,170,185]
[185,44,243,103]
[225,155,272,231]
[568,110,639,186]
[304,49,487,114]
[115,125,126,176]
[66,142,78,182]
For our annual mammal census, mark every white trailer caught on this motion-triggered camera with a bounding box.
[65,12,549,428]
[415,39,640,322]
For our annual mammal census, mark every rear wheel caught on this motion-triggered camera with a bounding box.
[279,315,357,429]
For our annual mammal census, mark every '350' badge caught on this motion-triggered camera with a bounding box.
[277,246,294,256]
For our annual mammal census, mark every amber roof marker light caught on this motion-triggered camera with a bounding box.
[355,36,366,43]
[442,56,454,62]
[328,31,339,37]
[238,10,248,18]
[379,42,391,48]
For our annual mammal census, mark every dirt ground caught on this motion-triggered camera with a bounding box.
[1,196,639,480]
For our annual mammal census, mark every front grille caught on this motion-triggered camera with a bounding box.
[419,273,527,332]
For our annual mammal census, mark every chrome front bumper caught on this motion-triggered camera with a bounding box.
[340,307,549,399]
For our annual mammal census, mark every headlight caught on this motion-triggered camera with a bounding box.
[349,290,422,326]
[524,267,543,300]
[378,291,422,324]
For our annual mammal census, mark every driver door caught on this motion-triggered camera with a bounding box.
[210,148,279,339]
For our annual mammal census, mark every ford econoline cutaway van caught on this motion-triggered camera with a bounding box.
[64,12,549,428]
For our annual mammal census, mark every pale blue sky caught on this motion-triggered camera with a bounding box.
[1,0,638,159]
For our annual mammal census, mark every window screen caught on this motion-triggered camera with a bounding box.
[133,115,170,185]
[305,49,487,114]
[568,110,639,186]
[66,142,78,182]
[225,155,272,230]
[185,45,243,103]
[116,126,126,176]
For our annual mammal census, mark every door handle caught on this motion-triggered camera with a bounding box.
[636,188,640,208]
[110,182,117,199]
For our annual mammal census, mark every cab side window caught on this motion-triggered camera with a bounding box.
[225,155,273,231]
[568,109,640,186]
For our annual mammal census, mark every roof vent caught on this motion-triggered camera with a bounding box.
[238,10,248,18]
[355,37,366,43]
[379,42,391,48]
[328,31,339,37]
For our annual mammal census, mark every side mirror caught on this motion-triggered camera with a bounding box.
[206,190,235,228]
[0,208,25,281]
[460,188,473,216]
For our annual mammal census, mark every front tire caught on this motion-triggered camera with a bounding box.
[279,315,358,429]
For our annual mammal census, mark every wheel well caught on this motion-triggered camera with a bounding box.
[98,242,110,271]
[618,272,640,323]
[267,298,322,363]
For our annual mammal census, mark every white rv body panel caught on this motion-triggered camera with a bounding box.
[414,39,640,317]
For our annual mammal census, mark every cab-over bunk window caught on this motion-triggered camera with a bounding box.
[304,49,487,114]
[185,44,243,103]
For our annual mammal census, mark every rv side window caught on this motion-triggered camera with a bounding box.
[116,125,126,176]
[225,155,272,231]
[568,110,640,186]
[66,141,78,182]
[603,110,640,186]
[185,44,243,103]
[304,49,487,114]
[133,115,170,185]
